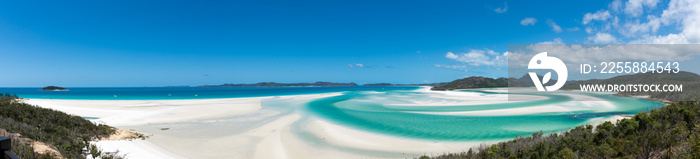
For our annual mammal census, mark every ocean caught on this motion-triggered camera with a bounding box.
[0,86,417,100]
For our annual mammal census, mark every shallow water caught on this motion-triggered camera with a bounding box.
[299,89,663,141]
[6,86,663,143]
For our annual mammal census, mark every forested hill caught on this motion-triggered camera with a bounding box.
[429,75,553,90]
[198,81,358,87]
[430,76,508,91]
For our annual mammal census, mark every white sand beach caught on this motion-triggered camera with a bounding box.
[23,88,642,159]
[24,92,490,159]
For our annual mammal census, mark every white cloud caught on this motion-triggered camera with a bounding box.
[625,0,660,17]
[445,52,459,59]
[629,0,700,43]
[583,10,612,24]
[619,16,662,36]
[582,0,700,44]
[538,38,564,44]
[567,27,580,31]
[443,49,508,66]
[546,20,563,33]
[507,44,700,80]
[609,0,624,12]
[630,33,690,44]
[494,3,508,13]
[509,44,700,67]
[348,63,365,68]
[448,51,492,66]
[589,32,618,43]
[612,16,621,28]
[504,0,700,75]
[520,17,537,26]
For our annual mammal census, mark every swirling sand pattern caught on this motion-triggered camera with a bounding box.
[299,88,663,141]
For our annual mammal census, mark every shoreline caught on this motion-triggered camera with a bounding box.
[20,92,347,101]
[612,93,673,104]
[24,93,347,158]
[19,88,663,158]
[22,90,498,158]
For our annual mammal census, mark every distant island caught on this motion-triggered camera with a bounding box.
[199,71,700,101]
[198,81,358,87]
[361,83,394,86]
[361,83,446,87]
[363,76,537,89]
[430,76,509,91]
[162,85,191,88]
[40,86,68,91]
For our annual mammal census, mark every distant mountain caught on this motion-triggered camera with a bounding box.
[198,81,358,87]
[430,76,508,91]
[40,86,68,91]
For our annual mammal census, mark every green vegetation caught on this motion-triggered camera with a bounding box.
[420,101,700,158]
[0,93,115,158]
[431,76,508,91]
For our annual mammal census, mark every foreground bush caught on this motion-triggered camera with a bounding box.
[0,94,114,158]
[422,101,700,159]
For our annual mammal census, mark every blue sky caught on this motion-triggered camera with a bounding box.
[0,0,698,87]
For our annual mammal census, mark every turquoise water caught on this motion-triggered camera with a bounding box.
[301,89,664,141]
[1,86,664,142]
[0,86,416,100]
